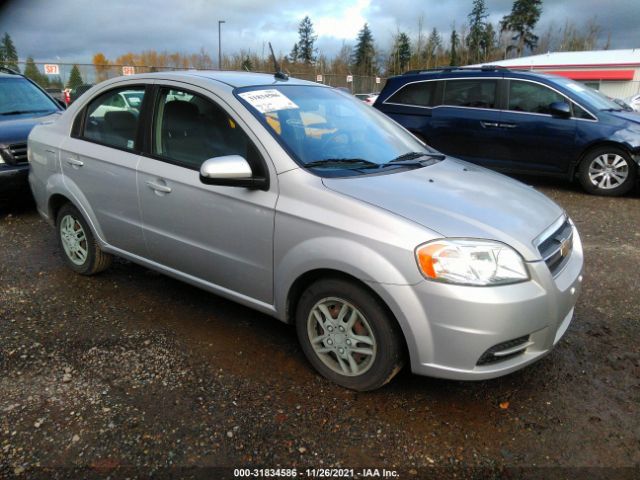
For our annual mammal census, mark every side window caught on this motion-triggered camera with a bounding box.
[387,81,437,107]
[508,81,565,114]
[572,103,594,120]
[82,87,145,150]
[443,79,497,109]
[153,88,263,172]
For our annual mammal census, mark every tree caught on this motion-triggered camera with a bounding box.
[23,56,44,86]
[450,28,459,66]
[425,28,442,68]
[289,43,300,63]
[483,23,497,61]
[467,0,489,64]
[297,16,317,64]
[1,33,19,71]
[500,0,543,57]
[67,64,84,90]
[387,32,411,75]
[352,23,376,75]
[93,52,110,82]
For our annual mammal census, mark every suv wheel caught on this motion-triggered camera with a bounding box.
[56,203,112,275]
[578,147,637,196]
[296,278,404,391]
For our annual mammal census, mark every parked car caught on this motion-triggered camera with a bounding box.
[0,68,64,195]
[374,67,640,196]
[355,93,379,105]
[69,84,94,104]
[29,71,583,391]
[45,87,65,104]
[625,93,640,112]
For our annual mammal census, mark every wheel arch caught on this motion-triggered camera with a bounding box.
[571,141,636,178]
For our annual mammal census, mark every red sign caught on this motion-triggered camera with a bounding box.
[122,66,135,76]
[44,64,59,75]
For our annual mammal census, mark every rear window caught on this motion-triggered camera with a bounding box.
[443,79,497,109]
[386,81,437,107]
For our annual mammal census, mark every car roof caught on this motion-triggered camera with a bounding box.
[115,70,323,89]
[392,66,564,83]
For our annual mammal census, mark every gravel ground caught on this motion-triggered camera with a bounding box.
[0,178,639,479]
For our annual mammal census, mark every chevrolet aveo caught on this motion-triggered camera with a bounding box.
[28,71,583,391]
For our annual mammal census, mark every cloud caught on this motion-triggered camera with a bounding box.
[0,0,637,63]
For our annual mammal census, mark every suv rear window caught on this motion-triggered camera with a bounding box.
[386,81,437,107]
[443,79,497,109]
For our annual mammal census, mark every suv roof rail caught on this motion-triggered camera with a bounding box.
[402,65,513,75]
[0,66,21,75]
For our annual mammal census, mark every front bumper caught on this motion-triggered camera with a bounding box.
[376,226,584,380]
[0,163,29,193]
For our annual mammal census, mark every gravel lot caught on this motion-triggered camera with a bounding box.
[1,178,639,479]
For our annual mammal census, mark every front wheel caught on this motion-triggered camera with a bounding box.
[578,147,637,196]
[296,278,404,391]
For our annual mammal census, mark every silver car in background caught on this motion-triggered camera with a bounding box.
[28,71,583,391]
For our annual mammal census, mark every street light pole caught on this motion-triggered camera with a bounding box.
[218,20,226,70]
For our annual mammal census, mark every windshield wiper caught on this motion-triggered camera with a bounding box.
[0,109,54,116]
[379,151,446,168]
[304,158,380,169]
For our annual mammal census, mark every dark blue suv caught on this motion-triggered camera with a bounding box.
[374,67,640,196]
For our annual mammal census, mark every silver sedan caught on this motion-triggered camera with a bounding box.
[28,71,583,390]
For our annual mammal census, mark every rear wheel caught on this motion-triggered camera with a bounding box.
[296,278,404,391]
[56,203,112,275]
[578,147,636,196]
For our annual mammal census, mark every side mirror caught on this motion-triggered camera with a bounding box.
[199,155,268,190]
[549,101,571,118]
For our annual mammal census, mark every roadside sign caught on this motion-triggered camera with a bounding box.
[346,75,353,83]
[316,74,323,82]
[376,77,381,84]
[44,64,59,75]
[122,66,135,76]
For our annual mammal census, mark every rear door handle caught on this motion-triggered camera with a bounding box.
[480,121,499,128]
[145,180,172,194]
[499,123,517,129]
[65,157,84,167]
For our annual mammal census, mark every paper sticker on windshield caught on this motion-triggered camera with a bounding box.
[239,89,299,114]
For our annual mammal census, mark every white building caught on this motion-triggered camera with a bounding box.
[482,49,640,99]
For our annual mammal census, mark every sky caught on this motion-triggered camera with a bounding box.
[0,0,638,65]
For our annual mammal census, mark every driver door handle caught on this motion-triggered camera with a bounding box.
[65,157,84,167]
[145,180,172,194]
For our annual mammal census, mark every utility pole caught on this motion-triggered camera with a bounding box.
[218,20,226,70]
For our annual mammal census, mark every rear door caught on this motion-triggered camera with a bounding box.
[60,84,147,254]
[136,83,277,304]
[427,77,505,163]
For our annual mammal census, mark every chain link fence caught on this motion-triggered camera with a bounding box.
[13,62,385,95]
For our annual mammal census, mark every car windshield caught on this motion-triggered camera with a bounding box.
[236,85,438,175]
[0,77,59,115]
[555,78,623,111]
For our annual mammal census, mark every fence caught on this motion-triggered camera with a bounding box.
[12,62,386,94]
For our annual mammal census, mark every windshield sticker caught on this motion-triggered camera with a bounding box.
[566,82,586,92]
[239,89,299,114]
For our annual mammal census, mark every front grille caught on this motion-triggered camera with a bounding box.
[477,335,530,366]
[3,143,28,164]
[538,220,573,276]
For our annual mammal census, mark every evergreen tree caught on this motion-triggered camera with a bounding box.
[352,23,376,75]
[241,55,253,71]
[23,56,42,84]
[67,64,84,90]
[1,33,19,71]
[297,16,317,64]
[483,23,497,61]
[467,0,489,64]
[289,43,300,63]
[425,28,442,67]
[501,0,543,56]
[450,28,459,66]
[388,32,411,75]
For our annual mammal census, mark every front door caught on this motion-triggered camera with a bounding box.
[137,84,277,304]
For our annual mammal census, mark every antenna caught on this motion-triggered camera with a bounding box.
[268,42,288,81]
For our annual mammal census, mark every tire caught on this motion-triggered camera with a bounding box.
[56,203,112,275]
[578,146,637,196]
[295,278,404,391]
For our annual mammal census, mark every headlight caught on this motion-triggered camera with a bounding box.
[416,239,529,286]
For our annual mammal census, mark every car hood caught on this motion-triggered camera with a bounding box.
[608,110,640,125]
[0,112,61,145]
[322,158,564,261]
